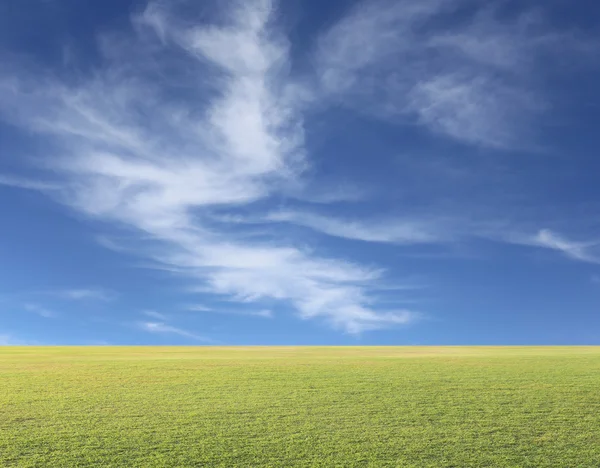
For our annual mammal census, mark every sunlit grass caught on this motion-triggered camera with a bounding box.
[1,347,599,467]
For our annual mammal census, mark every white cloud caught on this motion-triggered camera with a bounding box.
[55,288,116,301]
[186,305,212,312]
[531,229,600,264]
[137,321,212,342]
[23,303,57,319]
[168,239,418,332]
[186,304,273,318]
[408,74,543,149]
[0,175,60,191]
[269,210,449,244]
[316,0,447,95]
[0,0,421,334]
[314,0,588,148]
[273,209,600,267]
[271,210,600,268]
[142,310,168,320]
[255,309,273,318]
[485,227,600,264]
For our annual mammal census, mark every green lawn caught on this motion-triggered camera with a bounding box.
[1,347,599,467]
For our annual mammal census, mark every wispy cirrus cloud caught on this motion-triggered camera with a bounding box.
[0,0,420,334]
[187,304,273,318]
[314,0,591,148]
[0,175,60,191]
[254,309,273,318]
[185,305,212,312]
[527,229,600,264]
[269,210,451,244]
[23,303,57,319]
[54,288,116,301]
[142,310,168,321]
[271,209,600,268]
[137,321,213,342]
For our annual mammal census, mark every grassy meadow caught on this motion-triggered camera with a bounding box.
[1,346,599,467]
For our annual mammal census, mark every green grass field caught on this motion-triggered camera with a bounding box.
[1,347,599,467]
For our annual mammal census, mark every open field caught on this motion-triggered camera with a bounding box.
[1,347,599,467]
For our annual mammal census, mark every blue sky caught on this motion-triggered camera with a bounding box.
[1,0,600,345]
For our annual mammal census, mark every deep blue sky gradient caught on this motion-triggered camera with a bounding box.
[1,0,600,344]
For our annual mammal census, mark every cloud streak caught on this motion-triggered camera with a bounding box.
[269,210,450,244]
[186,305,273,318]
[271,210,600,268]
[137,321,213,342]
[530,229,600,264]
[23,303,57,319]
[55,288,116,301]
[142,310,168,320]
[0,175,60,191]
